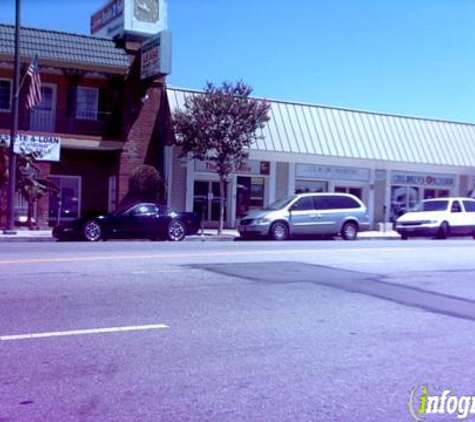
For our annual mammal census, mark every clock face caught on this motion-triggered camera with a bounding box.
[134,0,159,23]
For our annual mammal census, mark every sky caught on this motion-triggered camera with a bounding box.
[2,0,475,123]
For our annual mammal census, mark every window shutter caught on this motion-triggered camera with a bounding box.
[67,85,77,118]
[98,88,107,121]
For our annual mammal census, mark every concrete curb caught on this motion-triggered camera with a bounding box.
[0,230,401,242]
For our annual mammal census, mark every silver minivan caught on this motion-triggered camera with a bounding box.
[238,193,370,240]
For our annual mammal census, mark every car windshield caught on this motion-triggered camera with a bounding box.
[420,200,449,212]
[263,195,297,210]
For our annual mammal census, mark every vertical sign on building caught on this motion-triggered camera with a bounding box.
[140,30,172,79]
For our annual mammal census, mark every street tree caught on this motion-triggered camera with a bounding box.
[173,81,270,233]
[16,153,59,228]
[120,164,166,208]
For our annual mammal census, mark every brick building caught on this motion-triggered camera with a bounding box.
[0,23,172,227]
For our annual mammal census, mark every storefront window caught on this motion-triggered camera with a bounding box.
[424,189,449,199]
[236,176,265,217]
[334,186,363,199]
[295,180,328,194]
[390,185,420,221]
[48,175,81,224]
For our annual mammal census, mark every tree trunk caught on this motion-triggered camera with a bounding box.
[27,198,33,229]
[218,177,226,234]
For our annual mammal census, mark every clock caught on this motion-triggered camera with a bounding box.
[134,0,159,23]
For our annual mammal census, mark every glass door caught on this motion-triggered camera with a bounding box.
[193,181,226,226]
[48,175,81,225]
[236,176,265,218]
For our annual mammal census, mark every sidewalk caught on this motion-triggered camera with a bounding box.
[0,228,401,242]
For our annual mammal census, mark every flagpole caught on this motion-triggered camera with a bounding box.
[4,0,21,234]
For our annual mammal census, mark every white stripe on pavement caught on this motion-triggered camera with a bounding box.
[0,324,169,342]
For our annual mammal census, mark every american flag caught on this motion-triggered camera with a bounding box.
[26,54,42,109]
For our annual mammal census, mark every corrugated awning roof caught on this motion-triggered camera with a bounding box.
[0,23,130,72]
[167,87,475,167]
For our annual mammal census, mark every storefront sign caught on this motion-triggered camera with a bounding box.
[391,171,455,187]
[90,0,124,38]
[0,133,61,162]
[295,163,371,182]
[91,0,168,39]
[195,159,268,175]
[141,30,172,79]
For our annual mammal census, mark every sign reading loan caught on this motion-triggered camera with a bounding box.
[141,30,172,79]
[0,134,61,162]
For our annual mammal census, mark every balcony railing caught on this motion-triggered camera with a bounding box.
[26,110,122,138]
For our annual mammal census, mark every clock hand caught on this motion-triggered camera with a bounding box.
[138,1,150,12]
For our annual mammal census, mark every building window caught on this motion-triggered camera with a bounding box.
[0,79,12,112]
[295,180,328,193]
[334,186,363,199]
[236,176,265,217]
[48,175,81,224]
[76,87,98,120]
[390,185,420,221]
[424,188,449,199]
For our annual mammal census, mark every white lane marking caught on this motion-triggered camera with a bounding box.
[0,324,169,342]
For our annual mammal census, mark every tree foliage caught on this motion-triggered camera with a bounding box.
[120,164,166,207]
[173,80,270,232]
[16,154,59,228]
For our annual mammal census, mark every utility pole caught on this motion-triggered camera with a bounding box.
[4,0,21,234]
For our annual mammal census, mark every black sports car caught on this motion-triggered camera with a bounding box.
[52,203,201,242]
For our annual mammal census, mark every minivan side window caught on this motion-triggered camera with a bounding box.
[463,200,475,212]
[315,195,360,210]
[291,196,315,211]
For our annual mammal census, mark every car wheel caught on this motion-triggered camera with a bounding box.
[167,220,186,241]
[341,222,358,241]
[269,221,289,241]
[436,222,449,239]
[83,220,102,242]
[401,232,409,240]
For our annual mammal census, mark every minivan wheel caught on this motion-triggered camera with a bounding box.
[83,220,102,242]
[269,222,289,241]
[341,222,358,241]
[436,222,449,240]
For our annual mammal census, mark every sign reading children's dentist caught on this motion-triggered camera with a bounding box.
[0,134,61,162]
[90,0,168,39]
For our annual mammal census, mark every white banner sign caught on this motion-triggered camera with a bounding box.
[296,163,371,182]
[0,133,61,162]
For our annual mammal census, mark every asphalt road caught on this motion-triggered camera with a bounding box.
[1,239,475,421]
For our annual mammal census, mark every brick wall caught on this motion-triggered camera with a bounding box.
[117,52,166,203]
